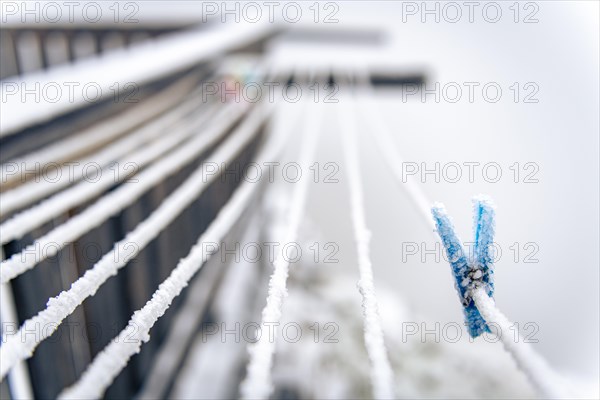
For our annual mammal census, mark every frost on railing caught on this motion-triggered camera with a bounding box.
[0,103,269,379]
[58,163,255,400]
[0,102,247,284]
[0,75,199,216]
[0,22,279,398]
[58,102,285,400]
[0,21,272,136]
[0,101,216,245]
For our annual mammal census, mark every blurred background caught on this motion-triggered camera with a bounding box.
[0,1,598,399]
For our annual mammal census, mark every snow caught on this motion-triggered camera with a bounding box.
[236,245,537,399]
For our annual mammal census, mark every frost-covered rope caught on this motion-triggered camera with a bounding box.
[58,102,288,400]
[337,90,395,400]
[472,289,567,398]
[0,82,204,216]
[0,75,194,189]
[240,100,322,400]
[137,66,287,400]
[0,101,246,284]
[0,251,33,399]
[0,102,218,245]
[0,102,271,380]
[354,68,433,230]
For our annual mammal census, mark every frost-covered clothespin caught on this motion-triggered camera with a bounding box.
[431,196,568,397]
[431,195,496,338]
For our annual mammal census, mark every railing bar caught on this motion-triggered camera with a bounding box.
[0,77,209,216]
[1,73,196,189]
[1,22,273,136]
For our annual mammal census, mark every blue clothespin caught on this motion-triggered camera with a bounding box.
[431,195,496,338]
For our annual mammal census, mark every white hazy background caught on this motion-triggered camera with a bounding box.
[296,0,599,385]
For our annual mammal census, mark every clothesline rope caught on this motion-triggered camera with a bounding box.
[58,101,285,400]
[472,288,567,398]
[337,76,395,400]
[0,101,269,379]
[240,96,322,400]
[354,67,433,230]
[0,101,218,245]
[360,65,565,397]
[0,74,195,191]
[0,101,247,284]
[0,248,33,399]
[0,77,205,217]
